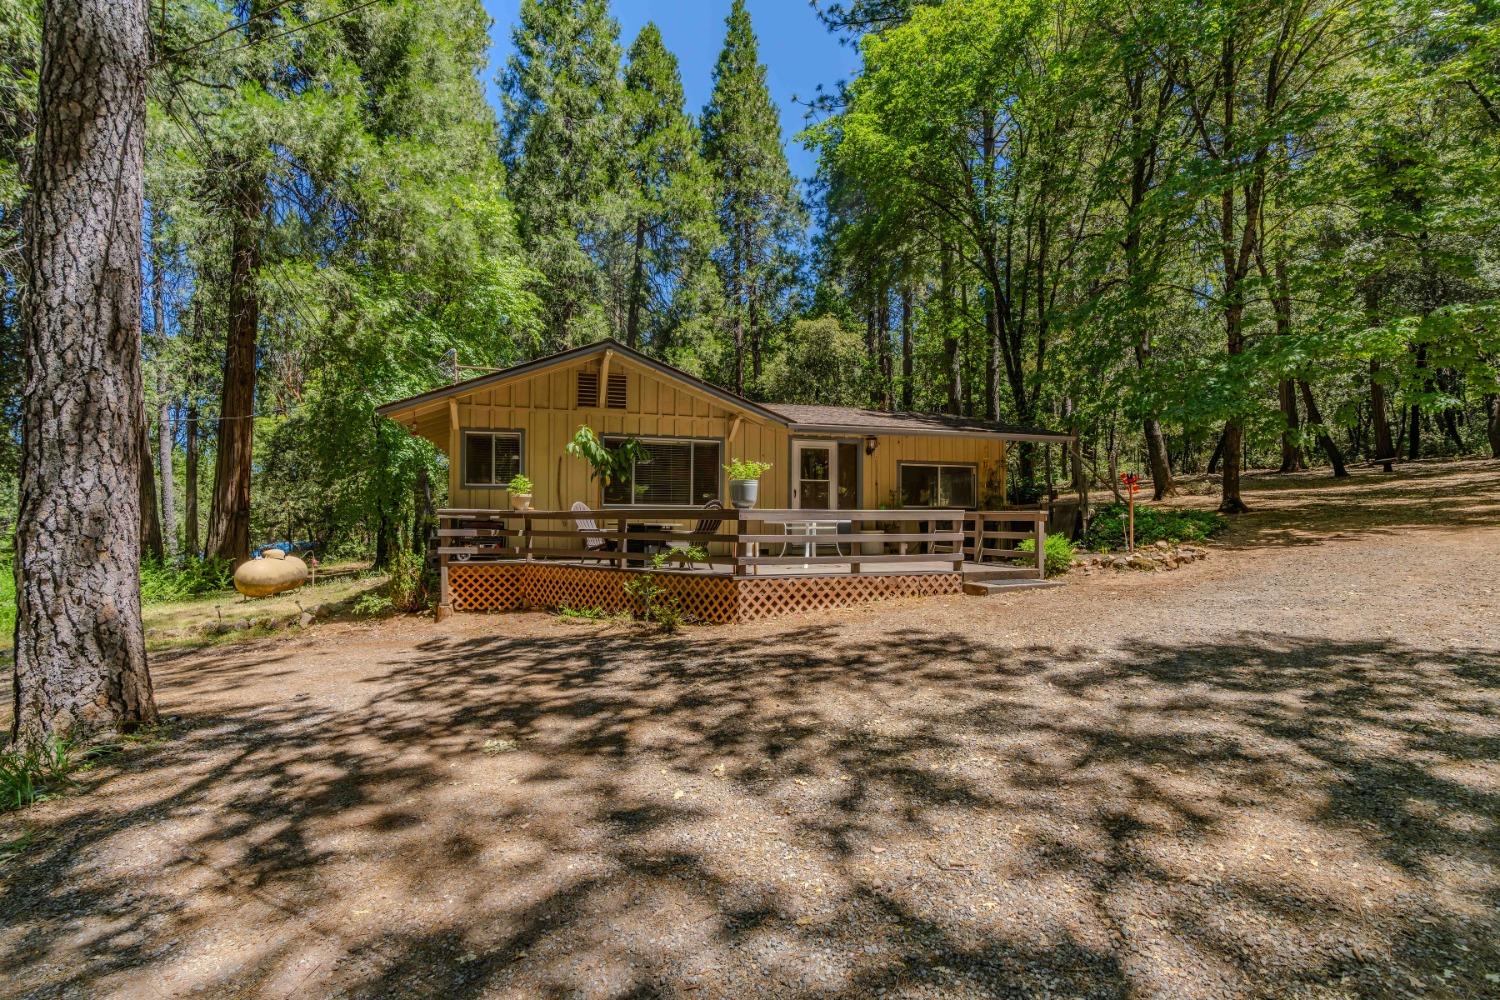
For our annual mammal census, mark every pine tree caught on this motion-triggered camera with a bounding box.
[617,23,721,362]
[500,0,625,350]
[701,0,804,395]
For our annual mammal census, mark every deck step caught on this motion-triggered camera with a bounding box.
[962,564,1041,582]
[963,578,1064,596]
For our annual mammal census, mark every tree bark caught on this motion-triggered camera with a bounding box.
[1297,379,1347,477]
[13,0,157,743]
[156,369,176,559]
[1370,360,1395,459]
[138,410,163,561]
[877,293,892,410]
[625,216,645,350]
[184,401,199,557]
[1207,429,1226,475]
[1486,393,1500,458]
[1278,380,1304,472]
[900,284,913,410]
[940,245,960,414]
[1407,345,1426,460]
[204,160,263,564]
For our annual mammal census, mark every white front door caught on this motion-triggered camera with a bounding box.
[792,441,836,510]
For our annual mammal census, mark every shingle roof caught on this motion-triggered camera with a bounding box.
[763,403,1070,441]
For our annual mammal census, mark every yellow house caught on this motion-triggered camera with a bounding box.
[375,339,1068,515]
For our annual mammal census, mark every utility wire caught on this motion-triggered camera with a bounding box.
[161,0,305,60]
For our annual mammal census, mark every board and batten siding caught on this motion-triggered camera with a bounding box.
[398,352,1007,511]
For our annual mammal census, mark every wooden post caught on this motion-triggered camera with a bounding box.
[1035,514,1047,579]
[733,514,747,576]
[950,514,964,573]
[436,514,453,620]
[521,511,532,562]
[616,514,629,567]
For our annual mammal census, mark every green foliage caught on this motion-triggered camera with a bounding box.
[557,604,611,621]
[0,548,13,643]
[1084,504,1227,553]
[138,557,234,605]
[384,545,427,613]
[1017,534,1075,576]
[352,592,395,618]
[507,473,534,495]
[565,425,650,486]
[622,545,706,632]
[724,458,771,481]
[0,734,85,812]
[759,317,870,405]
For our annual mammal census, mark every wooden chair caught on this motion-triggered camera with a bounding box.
[666,500,723,569]
[570,501,616,562]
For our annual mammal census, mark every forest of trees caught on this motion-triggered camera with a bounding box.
[2,0,1498,568]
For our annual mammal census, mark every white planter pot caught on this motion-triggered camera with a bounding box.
[510,493,533,511]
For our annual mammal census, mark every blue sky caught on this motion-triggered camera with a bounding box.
[479,1,855,182]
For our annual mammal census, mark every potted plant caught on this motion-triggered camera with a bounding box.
[507,473,534,511]
[724,458,772,509]
[565,426,650,490]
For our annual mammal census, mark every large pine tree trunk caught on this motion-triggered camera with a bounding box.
[204,163,263,564]
[625,216,646,350]
[1278,380,1304,472]
[877,294,892,410]
[13,0,157,743]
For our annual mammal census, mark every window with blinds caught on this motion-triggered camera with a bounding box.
[601,437,721,506]
[462,431,522,487]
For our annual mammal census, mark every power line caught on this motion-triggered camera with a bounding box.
[207,0,388,59]
[160,0,304,61]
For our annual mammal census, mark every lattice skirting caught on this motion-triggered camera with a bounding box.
[447,563,961,624]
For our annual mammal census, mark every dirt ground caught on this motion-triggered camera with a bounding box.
[2,460,1498,999]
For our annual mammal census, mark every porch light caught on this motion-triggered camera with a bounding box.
[864,435,878,455]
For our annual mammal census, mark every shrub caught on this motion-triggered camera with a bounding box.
[352,592,394,617]
[724,458,772,481]
[1017,534,1076,576]
[139,557,236,604]
[384,545,428,612]
[1083,503,1226,552]
[623,546,705,632]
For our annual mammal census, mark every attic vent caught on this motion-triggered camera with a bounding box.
[576,370,599,408]
[606,372,628,409]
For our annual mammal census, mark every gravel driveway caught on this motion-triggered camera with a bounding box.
[2,460,1497,999]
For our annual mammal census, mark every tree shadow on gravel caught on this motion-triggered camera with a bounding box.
[1,624,1496,999]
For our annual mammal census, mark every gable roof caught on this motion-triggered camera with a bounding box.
[376,339,1071,442]
[375,339,786,424]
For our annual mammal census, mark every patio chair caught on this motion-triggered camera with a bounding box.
[666,500,723,569]
[570,501,617,562]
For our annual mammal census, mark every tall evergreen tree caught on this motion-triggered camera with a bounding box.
[613,23,722,363]
[500,0,625,350]
[701,0,804,395]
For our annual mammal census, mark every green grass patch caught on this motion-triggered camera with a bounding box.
[1084,503,1227,552]
[0,735,94,812]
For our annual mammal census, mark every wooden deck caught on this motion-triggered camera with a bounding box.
[435,507,1049,623]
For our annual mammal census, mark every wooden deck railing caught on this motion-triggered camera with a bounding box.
[434,507,972,605]
[964,509,1049,578]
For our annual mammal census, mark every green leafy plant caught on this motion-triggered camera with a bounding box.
[1083,503,1227,552]
[507,473,533,494]
[724,458,772,481]
[0,735,85,812]
[1017,534,1076,576]
[622,546,706,633]
[557,605,610,621]
[138,557,235,604]
[565,426,650,486]
[0,549,14,643]
[352,592,395,617]
[384,545,427,612]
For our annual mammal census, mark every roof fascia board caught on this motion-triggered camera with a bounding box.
[787,422,1074,443]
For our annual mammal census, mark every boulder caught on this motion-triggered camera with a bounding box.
[234,552,309,598]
